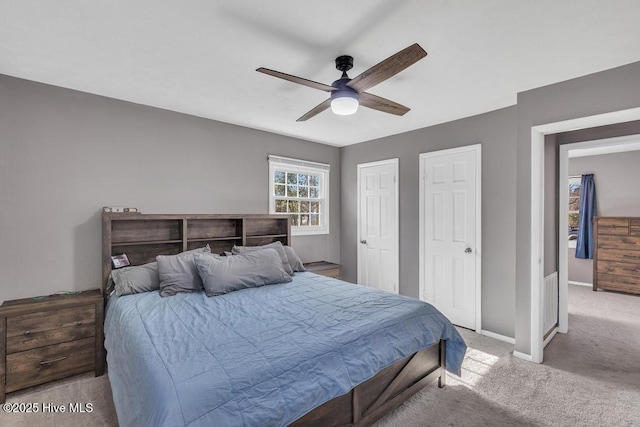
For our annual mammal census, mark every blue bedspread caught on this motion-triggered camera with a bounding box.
[104,272,466,427]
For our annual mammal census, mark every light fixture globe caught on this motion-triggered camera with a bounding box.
[330,75,359,116]
[331,90,359,115]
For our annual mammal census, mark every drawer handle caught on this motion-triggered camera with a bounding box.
[76,320,83,326]
[40,356,67,366]
[24,330,31,336]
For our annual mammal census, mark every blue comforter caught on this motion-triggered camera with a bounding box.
[104,272,466,427]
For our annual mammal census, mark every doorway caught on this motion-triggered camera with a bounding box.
[558,135,640,333]
[528,106,640,364]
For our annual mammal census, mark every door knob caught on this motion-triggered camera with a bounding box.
[465,247,472,254]
[360,240,367,244]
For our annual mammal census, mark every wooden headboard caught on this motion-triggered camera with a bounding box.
[102,212,291,296]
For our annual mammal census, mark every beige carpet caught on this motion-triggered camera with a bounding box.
[376,285,640,427]
[2,285,639,427]
[0,371,117,427]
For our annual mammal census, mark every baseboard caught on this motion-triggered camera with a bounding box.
[480,330,515,344]
[568,281,592,288]
[513,351,533,362]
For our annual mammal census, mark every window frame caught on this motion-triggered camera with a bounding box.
[268,155,330,236]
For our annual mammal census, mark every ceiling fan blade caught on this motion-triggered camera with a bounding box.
[347,43,427,93]
[296,99,331,122]
[257,67,336,92]
[359,92,410,116]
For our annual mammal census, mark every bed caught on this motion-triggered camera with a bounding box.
[102,213,466,426]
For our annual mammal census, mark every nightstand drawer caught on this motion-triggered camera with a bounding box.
[6,304,96,353]
[304,261,342,278]
[5,337,96,393]
[315,267,341,278]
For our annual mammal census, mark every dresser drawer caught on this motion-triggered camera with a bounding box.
[630,219,640,236]
[5,337,96,393]
[6,304,96,353]
[596,260,639,277]
[596,234,640,250]
[596,218,629,235]
[596,273,640,295]
[596,248,640,264]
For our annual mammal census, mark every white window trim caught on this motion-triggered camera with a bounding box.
[268,155,330,236]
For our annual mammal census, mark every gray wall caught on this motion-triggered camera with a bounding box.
[0,74,340,303]
[567,149,640,283]
[341,107,518,338]
[515,61,640,354]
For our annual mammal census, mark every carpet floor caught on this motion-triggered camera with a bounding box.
[2,284,638,426]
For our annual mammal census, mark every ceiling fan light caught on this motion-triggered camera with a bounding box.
[331,92,359,115]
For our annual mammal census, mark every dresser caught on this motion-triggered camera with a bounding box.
[593,216,640,295]
[0,289,104,402]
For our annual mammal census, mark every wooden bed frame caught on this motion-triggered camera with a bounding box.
[102,212,446,427]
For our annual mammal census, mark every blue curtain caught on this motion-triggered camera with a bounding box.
[576,174,596,259]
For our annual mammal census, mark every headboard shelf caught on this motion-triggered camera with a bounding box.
[102,212,291,296]
[246,234,288,239]
[112,239,183,247]
[189,237,242,242]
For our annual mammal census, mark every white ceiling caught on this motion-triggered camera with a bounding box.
[2,1,640,147]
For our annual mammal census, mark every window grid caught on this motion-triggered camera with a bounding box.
[568,176,581,245]
[274,170,322,227]
[268,158,329,235]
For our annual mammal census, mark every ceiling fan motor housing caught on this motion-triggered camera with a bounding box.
[331,77,358,100]
[332,55,358,103]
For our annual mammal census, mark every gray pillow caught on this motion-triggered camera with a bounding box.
[283,246,306,272]
[109,262,159,296]
[195,249,292,297]
[232,241,293,275]
[157,245,211,297]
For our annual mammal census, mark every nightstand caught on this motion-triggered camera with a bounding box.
[303,261,342,279]
[0,289,104,403]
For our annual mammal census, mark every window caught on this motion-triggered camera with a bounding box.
[268,155,329,236]
[568,176,581,248]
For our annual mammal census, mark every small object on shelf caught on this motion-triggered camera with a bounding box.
[111,253,130,269]
[103,206,138,213]
[0,289,104,403]
[303,261,342,279]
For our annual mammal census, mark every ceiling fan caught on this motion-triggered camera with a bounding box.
[256,43,427,121]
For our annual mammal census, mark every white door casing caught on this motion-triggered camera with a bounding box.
[357,159,399,294]
[420,145,481,331]
[526,107,640,364]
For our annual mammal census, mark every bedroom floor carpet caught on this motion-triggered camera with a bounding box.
[375,285,640,427]
[2,284,638,427]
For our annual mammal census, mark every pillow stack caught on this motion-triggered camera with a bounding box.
[107,242,305,298]
[232,241,306,274]
[195,249,292,297]
[157,245,212,297]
